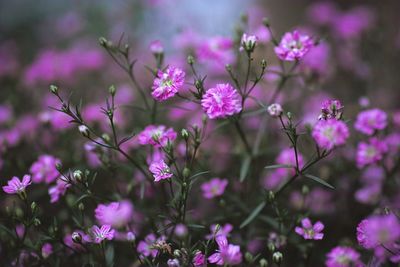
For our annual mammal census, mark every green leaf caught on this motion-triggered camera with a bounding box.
[187,224,206,229]
[303,174,335,190]
[240,156,252,182]
[264,164,293,170]
[189,170,210,181]
[240,201,266,229]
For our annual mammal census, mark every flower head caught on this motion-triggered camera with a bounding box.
[320,99,344,120]
[149,40,164,54]
[354,108,387,135]
[95,200,133,228]
[29,154,61,183]
[356,137,388,168]
[138,125,177,148]
[274,30,314,61]
[201,178,228,199]
[48,178,70,203]
[193,251,206,266]
[208,235,242,266]
[137,234,165,258]
[240,33,257,53]
[3,175,31,195]
[149,160,173,182]
[88,225,115,243]
[201,83,242,119]
[151,66,185,101]
[267,103,283,118]
[312,119,350,150]
[325,246,363,267]
[295,218,324,240]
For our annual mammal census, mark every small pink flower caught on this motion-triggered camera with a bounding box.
[151,66,185,101]
[356,137,388,168]
[208,235,242,266]
[149,160,173,182]
[295,218,324,240]
[320,99,344,120]
[312,119,350,150]
[193,251,206,266]
[354,108,387,135]
[149,40,164,54]
[48,179,70,203]
[274,30,314,61]
[240,33,258,52]
[88,225,115,243]
[2,175,31,195]
[95,200,133,228]
[41,243,53,258]
[325,246,363,267]
[201,178,228,199]
[29,154,61,183]
[267,103,283,118]
[201,83,242,119]
[138,125,177,148]
[206,223,233,240]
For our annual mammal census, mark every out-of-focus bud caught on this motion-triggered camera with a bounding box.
[109,85,116,97]
[78,203,85,211]
[33,218,41,226]
[102,133,111,143]
[73,170,83,182]
[56,162,63,171]
[286,112,292,120]
[187,55,195,65]
[267,242,275,252]
[259,258,268,267]
[72,232,82,243]
[182,168,190,179]
[225,64,232,72]
[78,125,90,138]
[267,103,283,118]
[302,185,309,195]
[173,249,182,258]
[127,232,136,242]
[174,224,188,238]
[261,59,267,69]
[149,40,164,55]
[50,85,58,94]
[267,191,275,203]
[262,17,270,27]
[181,129,189,140]
[272,251,283,264]
[245,252,254,262]
[31,202,37,213]
[167,258,180,267]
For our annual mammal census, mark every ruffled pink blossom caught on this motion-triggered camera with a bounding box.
[356,137,388,168]
[138,125,177,148]
[325,246,363,267]
[193,251,206,266]
[48,179,70,203]
[312,119,350,150]
[274,30,314,61]
[208,235,242,266]
[354,108,387,135]
[149,160,173,182]
[29,155,61,183]
[151,66,185,101]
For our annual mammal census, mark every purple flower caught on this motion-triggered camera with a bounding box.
[357,214,400,250]
[201,83,242,119]
[95,200,133,228]
[193,251,206,266]
[88,225,115,243]
[354,108,387,135]
[149,160,173,182]
[325,246,363,267]
[41,243,53,258]
[137,234,165,258]
[29,155,61,183]
[274,30,314,61]
[295,218,324,240]
[138,125,177,148]
[312,119,350,150]
[201,178,228,199]
[206,223,233,240]
[356,137,388,168]
[48,179,70,203]
[2,175,31,195]
[320,99,344,120]
[208,235,242,266]
[151,66,185,101]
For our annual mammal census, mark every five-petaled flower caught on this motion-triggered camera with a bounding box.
[149,160,173,182]
[88,225,115,244]
[295,218,324,240]
[3,175,32,196]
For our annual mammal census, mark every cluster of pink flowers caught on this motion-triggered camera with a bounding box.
[151,66,185,101]
[201,83,242,119]
[274,30,314,61]
[138,125,177,147]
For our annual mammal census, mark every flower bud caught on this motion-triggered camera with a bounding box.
[78,125,90,137]
[262,17,270,27]
[127,231,136,242]
[33,218,41,226]
[50,85,58,94]
[72,232,82,243]
[102,133,111,143]
[182,168,191,179]
[240,33,258,53]
[272,251,283,264]
[259,258,268,267]
[267,191,275,202]
[187,55,195,65]
[267,103,283,118]
[173,249,182,258]
[225,64,232,72]
[245,252,253,262]
[149,40,164,55]
[31,202,37,213]
[181,129,189,140]
[78,203,85,211]
[73,170,83,182]
[109,85,116,97]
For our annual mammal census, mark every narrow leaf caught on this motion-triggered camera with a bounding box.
[240,156,252,182]
[240,201,266,229]
[264,164,293,170]
[304,174,335,190]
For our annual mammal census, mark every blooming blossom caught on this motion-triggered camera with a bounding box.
[325,246,363,267]
[196,36,234,71]
[206,223,233,240]
[201,83,242,119]
[48,179,70,203]
[354,108,387,135]
[29,154,61,183]
[208,235,242,266]
[201,178,228,199]
[88,225,115,243]
[2,175,31,195]
[151,66,185,101]
[295,218,324,240]
[320,99,344,120]
[193,251,206,266]
[312,119,350,150]
[138,125,177,148]
[137,234,165,258]
[356,137,388,168]
[274,30,314,61]
[95,200,133,228]
[149,160,173,182]
[267,103,283,117]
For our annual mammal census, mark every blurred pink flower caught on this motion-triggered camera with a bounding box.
[95,200,134,228]
[201,178,228,199]
[295,218,324,240]
[274,30,314,61]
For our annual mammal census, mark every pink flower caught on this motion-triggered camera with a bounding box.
[274,30,314,61]
[149,160,173,182]
[88,225,115,243]
[201,83,242,119]
[151,66,185,101]
[201,178,228,199]
[149,40,164,54]
[193,251,206,266]
[48,179,70,203]
[137,234,165,258]
[356,137,388,168]
[138,125,177,148]
[354,108,387,135]
[29,154,61,183]
[295,218,324,240]
[206,223,233,240]
[196,36,234,71]
[208,235,242,266]
[41,243,53,258]
[2,175,31,195]
[325,246,363,267]
[312,119,350,150]
[95,200,133,228]
[240,33,258,52]
[267,103,283,118]
[320,100,344,120]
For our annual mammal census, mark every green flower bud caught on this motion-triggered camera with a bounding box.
[50,84,58,94]
[272,252,283,264]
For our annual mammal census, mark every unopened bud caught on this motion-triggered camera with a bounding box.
[50,85,58,94]
[267,103,283,118]
[31,202,37,213]
[173,249,182,258]
[73,170,83,181]
[72,232,82,243]
[261,59,267,69]
[272,252,283,264]
[78,203,85,211]
[187,55,195,65]
[127,232,136,242]
[245,252,253,262]
[78,125,90,137]
[225,64,232,72]
[182,168,190,179]
[259,259,268,267]
[109,85,116,96]
[267,191,275,202]
[102,134,111,143]
[181,129,189,139]
[262,17,270,27]
[33,218,41,226]
[56,163,62,171]
[99,37,108,47]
